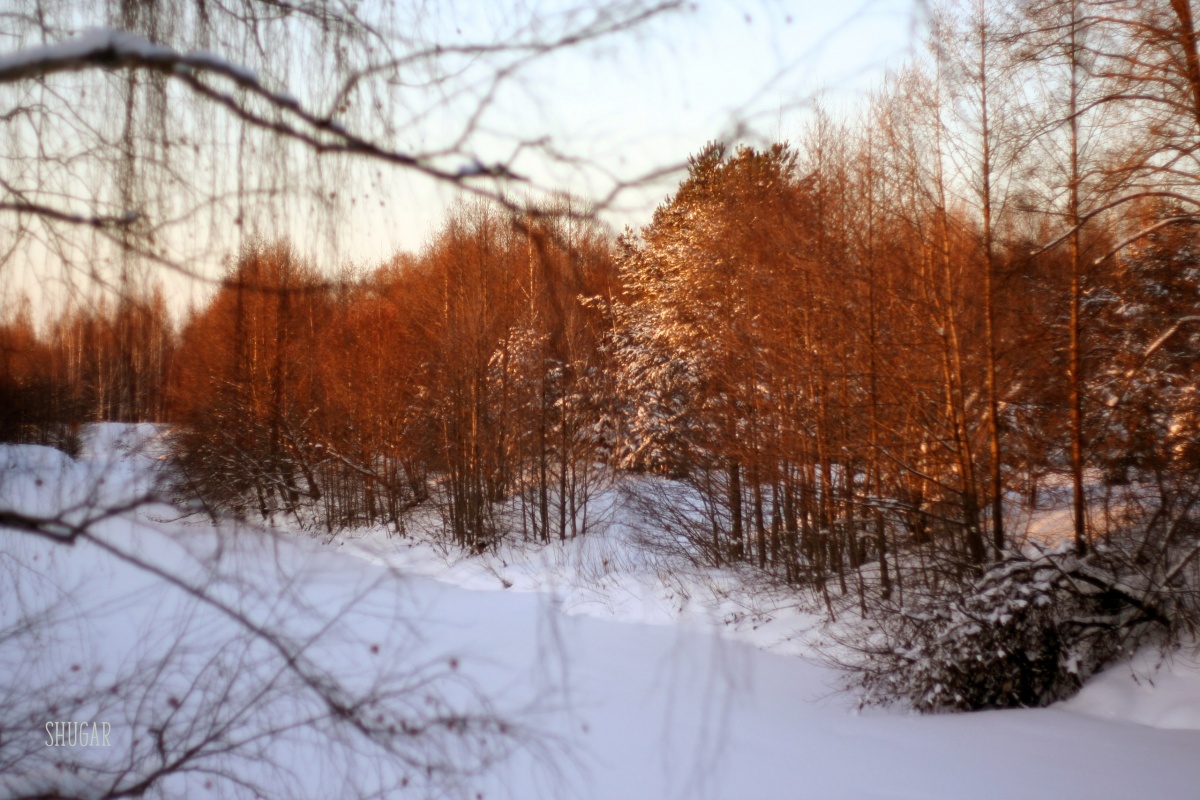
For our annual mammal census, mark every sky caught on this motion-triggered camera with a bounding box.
[0,0,924,320]
[352,0,923,259]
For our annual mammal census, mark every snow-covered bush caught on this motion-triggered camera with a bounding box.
[845,548,1172,711]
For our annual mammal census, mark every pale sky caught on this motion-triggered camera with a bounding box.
[356,0,922,257]
[2,0,923,320]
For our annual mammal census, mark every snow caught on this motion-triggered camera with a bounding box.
[3,425,1200,798]
[0,29,173,74]
[1061,647,1200,730]
[0,29,258,85]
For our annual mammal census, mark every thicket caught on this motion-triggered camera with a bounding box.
[168,204,616,548]
[0,291,173,451]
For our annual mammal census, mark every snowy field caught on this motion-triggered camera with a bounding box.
[3,424,1200,799]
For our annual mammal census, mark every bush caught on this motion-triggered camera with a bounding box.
[843,548,1172,711]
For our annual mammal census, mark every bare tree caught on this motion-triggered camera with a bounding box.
[1,464,544,799]
[0,1,688,295]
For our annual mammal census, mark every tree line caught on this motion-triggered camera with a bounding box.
[169,202,616,547]
[0,290,172,449]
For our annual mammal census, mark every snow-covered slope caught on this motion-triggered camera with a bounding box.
[2,425,1198,799]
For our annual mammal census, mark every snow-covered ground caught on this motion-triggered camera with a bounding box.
[3,425,1200,799]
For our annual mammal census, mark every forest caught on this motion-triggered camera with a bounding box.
[4,0,1200,712]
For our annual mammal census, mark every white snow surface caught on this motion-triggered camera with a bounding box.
[2,424,1199,799]
[1061,646,1200,730]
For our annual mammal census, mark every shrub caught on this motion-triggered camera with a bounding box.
[844,548,1172,711]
